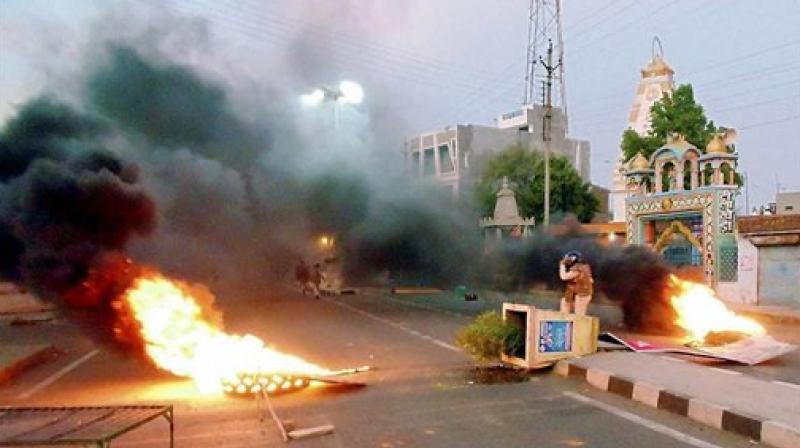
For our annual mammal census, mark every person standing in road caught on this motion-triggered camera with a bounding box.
[559,251,594,316]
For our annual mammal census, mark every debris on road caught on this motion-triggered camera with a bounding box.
[599,332,797,365]
[391,287,443,295]
[258,391,335,443]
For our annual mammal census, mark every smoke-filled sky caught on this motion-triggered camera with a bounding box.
[0,0,698,333]
[2,0,799,212]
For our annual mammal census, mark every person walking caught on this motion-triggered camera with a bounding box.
[309,263,324,299]
[295,260,310,295]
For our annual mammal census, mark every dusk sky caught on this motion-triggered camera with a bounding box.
[2,0,798,210]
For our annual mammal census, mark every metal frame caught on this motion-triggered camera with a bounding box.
[0,405,173,447]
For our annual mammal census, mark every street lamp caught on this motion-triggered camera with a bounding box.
[300,80,364,107]
[300,81,364,131]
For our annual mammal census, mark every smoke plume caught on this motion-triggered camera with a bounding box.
[1,2,678,341]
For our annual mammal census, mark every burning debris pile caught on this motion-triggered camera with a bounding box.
[668,275,765,345]
[118,273,330,394]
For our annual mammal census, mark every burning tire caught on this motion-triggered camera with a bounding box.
[221,373,311,396]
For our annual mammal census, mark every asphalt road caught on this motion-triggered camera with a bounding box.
[0,287,765,447]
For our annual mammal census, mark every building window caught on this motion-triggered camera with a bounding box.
[439,144,454,173]
[786,205,794,211]
[423,148,436,176]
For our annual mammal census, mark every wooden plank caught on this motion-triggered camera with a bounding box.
[288,424,335,440]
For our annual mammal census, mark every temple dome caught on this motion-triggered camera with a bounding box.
[706,135,728,154]
[629,153,650,171]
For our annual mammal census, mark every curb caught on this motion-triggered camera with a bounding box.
[556,360,800,448]
[0,345,56,386]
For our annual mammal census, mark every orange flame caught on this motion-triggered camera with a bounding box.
[668,275,765,342]
[121,273,328,393]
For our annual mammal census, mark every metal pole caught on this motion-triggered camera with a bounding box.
[539,40,558,226]
[555,0,567,133]
[333,101,340,132]
[168,406,174,448]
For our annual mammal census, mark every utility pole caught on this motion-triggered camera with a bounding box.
[540,39,560,226]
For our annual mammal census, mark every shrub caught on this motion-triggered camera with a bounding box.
[456,311,524,363]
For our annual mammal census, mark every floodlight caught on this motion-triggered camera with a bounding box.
[338,80,364,104]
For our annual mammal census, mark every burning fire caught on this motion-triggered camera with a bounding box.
[668,275,765,342]
[119,273,328,393]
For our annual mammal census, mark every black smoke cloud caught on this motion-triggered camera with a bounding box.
[0,96,155,299]
[1,9,676,336]
[484,227,677,334]
[87,45,264,172]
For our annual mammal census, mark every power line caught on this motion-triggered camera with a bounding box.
[176,0,510,94]
[171,0,518,98]
[739,114,800,130]
[709,94,800,114]
[684,38,800,76]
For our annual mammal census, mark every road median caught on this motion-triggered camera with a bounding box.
[556,352,800,448]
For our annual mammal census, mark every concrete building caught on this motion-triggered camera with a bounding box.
[731,215,800,309]
[404,104,590,198]
[776,191,800,215]
[609,38,676,223]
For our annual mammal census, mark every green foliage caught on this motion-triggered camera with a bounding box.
[621,129,661,162]
[621,84,720,162]
[475,145,599,223]
[456,311,524,363]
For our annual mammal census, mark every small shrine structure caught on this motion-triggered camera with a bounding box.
[624,132,739,287]
[480,177,535,241]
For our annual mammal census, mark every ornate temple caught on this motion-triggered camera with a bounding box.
[480,177,535,242]
[624,132,740,288]
[610,37,676,223]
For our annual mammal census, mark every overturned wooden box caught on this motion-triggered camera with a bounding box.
[501,303,599,369]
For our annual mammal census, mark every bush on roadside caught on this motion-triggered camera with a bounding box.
[455,311,524,363]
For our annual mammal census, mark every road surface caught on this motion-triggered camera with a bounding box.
[0,287,765,447]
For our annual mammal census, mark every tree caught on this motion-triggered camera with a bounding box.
[621,84,721,162]
[475,145,599,223]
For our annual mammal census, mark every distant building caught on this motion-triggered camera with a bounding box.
[776,191,800,215]
[404,104,590,198]
[734,215,800,309]
[609,37,676,223]
[589,184,611,223]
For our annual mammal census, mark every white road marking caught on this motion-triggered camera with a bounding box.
[710,367,741,376]
[17,349,100,400]
[322,298,460,352]
[563,391,726,448]
[379,294,468,318]
[661,356,687,363]
[772,380,800,390]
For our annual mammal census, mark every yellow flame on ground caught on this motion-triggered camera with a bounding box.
[122,274,327,392]
[669,275,765,342]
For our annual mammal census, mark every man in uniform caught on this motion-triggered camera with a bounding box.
[559,251,594,316]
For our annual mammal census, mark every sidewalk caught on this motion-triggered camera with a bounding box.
[556,352,800,448]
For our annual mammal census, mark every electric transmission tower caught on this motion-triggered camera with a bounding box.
[523,0,567,127]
